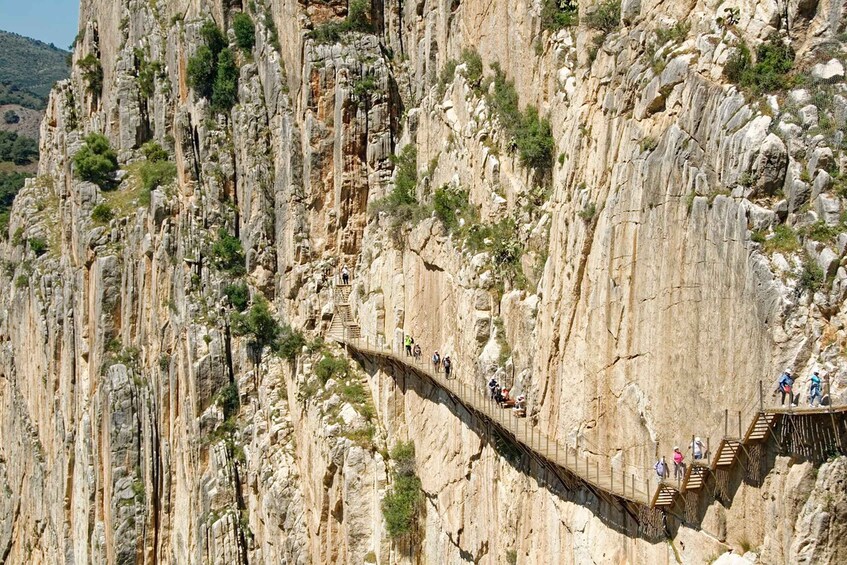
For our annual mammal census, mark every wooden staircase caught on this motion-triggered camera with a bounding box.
[682,463,709,490]
[711,439,742,469]
[327,284,360,340]
[652,483,679,507]
[744,412,779,442]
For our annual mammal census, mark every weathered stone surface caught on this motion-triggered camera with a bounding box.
[2,0,847,564]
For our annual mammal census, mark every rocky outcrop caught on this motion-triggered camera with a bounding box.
[1,0,846,562]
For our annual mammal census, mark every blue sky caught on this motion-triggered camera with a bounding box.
[1,0,79,50]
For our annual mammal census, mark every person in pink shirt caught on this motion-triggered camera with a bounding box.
[673,447,685,480]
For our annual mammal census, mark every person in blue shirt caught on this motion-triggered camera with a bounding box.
[774,370,795,406]
[808,371,823,407]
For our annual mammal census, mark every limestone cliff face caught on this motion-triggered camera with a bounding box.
[1,0,846,563]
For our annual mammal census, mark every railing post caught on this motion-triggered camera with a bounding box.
[738,410,742,439]
[631,473,635,499]
[724,409,728,437]
[759,380,763,412]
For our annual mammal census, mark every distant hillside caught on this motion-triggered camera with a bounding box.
[0,30,70,109]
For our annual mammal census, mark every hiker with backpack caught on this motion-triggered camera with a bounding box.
[404,335,413,356]
[432,351,441,372]
[443,356,452,378]
[774,370,795,406]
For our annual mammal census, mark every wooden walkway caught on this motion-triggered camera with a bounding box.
[328,284,847,512]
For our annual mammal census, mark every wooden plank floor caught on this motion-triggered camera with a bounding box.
[341,336,654,506]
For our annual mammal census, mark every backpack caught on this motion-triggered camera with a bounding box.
[432,354,440,363]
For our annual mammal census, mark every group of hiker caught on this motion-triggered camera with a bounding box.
[488,377,527,416]
[654,437,707,481]
[403,334,453,378]
[401,334,528,416]
[654,368,829,481]
[774,368,826,407]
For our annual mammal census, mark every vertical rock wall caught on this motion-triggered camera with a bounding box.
[0,0,846,562]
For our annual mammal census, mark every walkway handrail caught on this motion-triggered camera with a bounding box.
[340,334,657,507]
[331,285,845,509]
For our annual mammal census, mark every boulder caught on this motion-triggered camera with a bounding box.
[811,59,845,82]
[813,194,842,226]
[798,105,819,128]
[752,133,787,195]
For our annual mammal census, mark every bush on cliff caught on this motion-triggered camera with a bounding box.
[187,20,240,112]
[78,53,103,96]
[210,228,246,275]
[382,441,422,538]
[308,0,373,44]
[724,36,795,93]
[73,133,118,188]
[487,64,554,176]
[232,13,256,51]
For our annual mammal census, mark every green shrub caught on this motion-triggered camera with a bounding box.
[264,12,281,51]
[138,160,177,193]
[797,258,824,294]
[29,236,48,256]
[4,109,20,124]
[140,141,168,162]
[91,203,114,224]
[78,53,103,96]
[210,228,246,274]
[347,0,372,32]
[231,297,281,352]
[382,441,422,538]
[188,21,239,111]
[187,45,216,99]
[352,75,378,98]
[655,21,690,45]
[223,282,249,311]
[315,354,350,383]
[212,48,239,112]
[460,48,483,88]
[762,224,799,254]
[436,59,458,98]
[73,133,118,188]
[371,145,420,216]
[308,0,372,43]
[15,274,28,288]
[465,217,526,288]
[488,64,554,175]
[233,13,256,51]
[216,382,240,420]
[578,202,596,222]
[541,0,579,32]
[515,106,554,171]
[274,325,307,360]
[433,186,473,232]
[804,220,840,243]
[724,36,795,94]
[200,20,227,55]
[585,0,621,32]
